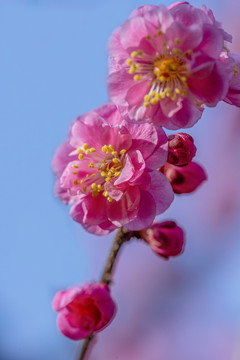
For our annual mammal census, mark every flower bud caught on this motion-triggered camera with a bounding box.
[52,283,116,340]
[141,221,185,259]
[160,161,207,194]
[167,133,196,166]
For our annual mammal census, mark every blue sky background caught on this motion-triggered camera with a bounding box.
[1,1,240,359]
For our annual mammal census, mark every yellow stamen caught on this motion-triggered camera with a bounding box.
[89,147,96,152]
[88,162,94,168]
[77,148,84,154]
[120,149,126,155]
[174,38,181,44]
[144,102,150,108]
[102,145,108,152]
[72,171,78,175]
[92,190,98,197]
[107,196,113,202]
[126,59,132,65]
[97,185,102,191]
[73,180,79,186]
[82,185,87,192]
[103,190,108,197]
[78,154,84,160]
[72,164,79,169]
[131,51,138,58]
[129,66,136,74]
[91,183,97,190]
[83,143,89,150]
[134,75,143,81]
[101,171,107,177]
[115,172,121,177]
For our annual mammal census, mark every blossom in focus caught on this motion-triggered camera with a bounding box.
[160,161,207,194]
[167,132,196,166]
[107,2,236,130]
[52,103,174,235]
[141,221,185,259]
[52,283,116,340]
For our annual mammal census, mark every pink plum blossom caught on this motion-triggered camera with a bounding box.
[167,132,196,166]
[222,53,240,107]
[52,103,174,235]
[160,161,207,194]
[107,2,235,129]
[52,283,116,340]
[141,221,185,259]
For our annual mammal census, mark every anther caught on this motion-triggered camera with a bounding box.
[120,149,126,155]
[78,154,84,160]
[134,75,143,81]
[83,144,89,150]
[72,164,79,169]
[88,162,94,168]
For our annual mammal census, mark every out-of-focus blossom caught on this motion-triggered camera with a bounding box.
[52,283,116,340]
[140,220,185,259]
[160,161,207,194]
[222,53,240,107]
[167,132,196,166]
[107,2,235,129]
[52,103,174,235]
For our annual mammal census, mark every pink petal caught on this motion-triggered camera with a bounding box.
[163,99,203,130]
[145,127,168,170]
[188,61,229,106]
[166,22,203,52]
[130,5,159,18]
[70,196,108,226]
[148,171,174,214]
[114,153,135,185]
[57,311,91,340]
[108,27,129,74]
[125,79,152,107]
[120,16,148,51]
[198,23,223,59]
[125,190,156,231]
[107,187,140,227]
[123,121,159,160]
[108,69,135,106]
[52,141,75,176]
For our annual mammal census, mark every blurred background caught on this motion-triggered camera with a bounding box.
[1,0,240,359]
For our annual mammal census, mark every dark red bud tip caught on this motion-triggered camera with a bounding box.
[140,221,185,259]
[167,133,196,166]
[160,161,207,194]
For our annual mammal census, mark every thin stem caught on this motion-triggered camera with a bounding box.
[78,227,140,360]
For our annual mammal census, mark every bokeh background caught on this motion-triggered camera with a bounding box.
[1,0,240,359]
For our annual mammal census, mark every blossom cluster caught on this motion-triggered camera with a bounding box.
[52,2,240,344]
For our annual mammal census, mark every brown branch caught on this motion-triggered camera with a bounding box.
[78,227,140,360]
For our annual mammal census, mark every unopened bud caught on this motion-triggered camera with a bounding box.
[141,221,185,259]
[160,161,207,194]
[167,133,196,166]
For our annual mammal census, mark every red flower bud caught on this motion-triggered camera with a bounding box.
[167,133,196,166]
[160,161,207,194]
[141,221,185,259]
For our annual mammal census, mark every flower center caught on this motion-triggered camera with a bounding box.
[125,31,192,108]
[70,143,126,202]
